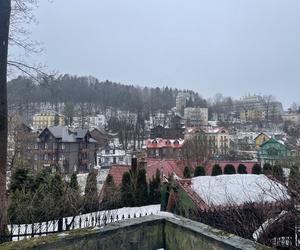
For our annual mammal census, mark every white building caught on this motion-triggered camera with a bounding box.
[97,144,132,168]
[184,107,208,127]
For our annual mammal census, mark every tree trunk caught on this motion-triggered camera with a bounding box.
[0,0,10,241]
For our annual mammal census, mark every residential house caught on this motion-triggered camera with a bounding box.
[90,127,111,148]
[186,127,230,156]
[32,126,97,173]
[258,138,292,166]
[97,144,132,168]
[254,132,271,150]
[146,138,185,160]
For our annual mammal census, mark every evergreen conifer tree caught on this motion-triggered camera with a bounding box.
[211,164,222,176]
[237,164,247,174]
[84,170,99,213]
[70,173,79,191]
[252,164,262,174]
[136,168,148,206]
[194,166,205,177]
[224,164,236,174]
[183,166,191,178]
[121,172,134,207]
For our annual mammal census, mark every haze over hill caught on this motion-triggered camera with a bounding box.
[10,0,300,109]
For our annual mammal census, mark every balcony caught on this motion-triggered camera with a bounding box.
[1,214,268,250]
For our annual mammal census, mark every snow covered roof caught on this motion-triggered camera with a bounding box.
[191,174,289,207]
[41,126,93,143]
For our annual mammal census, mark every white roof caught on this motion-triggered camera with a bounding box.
[191,174,289,207]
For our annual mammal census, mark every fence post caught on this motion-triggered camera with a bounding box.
[79,217,82,229]
[10,224,13,241]
[25,224,28,239]
[39,222,42,236]
[45,221,48,235]
[58,218,63,232]
[31,223,34,238]
[17,224,20,241]
[65,218,68,231]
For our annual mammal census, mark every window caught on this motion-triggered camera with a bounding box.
[53,143,57,149]
[34,154,38,161]
[61,143,65,150]
[35,143,38,149]
[60,154,65,161]
[44,143,48,149]
[44,154,48,161]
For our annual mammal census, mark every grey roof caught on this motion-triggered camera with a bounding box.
[44,126,94,143]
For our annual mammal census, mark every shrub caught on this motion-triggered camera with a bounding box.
[224,164,236,174]
[237,164,247,174]
[252,164,262,174]
[194,166,205,177]
[263,163,272,175]
[211,164,222,176]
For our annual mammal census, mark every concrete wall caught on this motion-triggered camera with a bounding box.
[1,215,272,250]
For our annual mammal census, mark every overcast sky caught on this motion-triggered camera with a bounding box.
[13,0,300,108]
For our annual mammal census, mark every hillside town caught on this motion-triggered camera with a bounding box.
[4,88,300,248]
[1,0,300,249]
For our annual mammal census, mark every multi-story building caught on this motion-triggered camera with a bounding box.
[97,144,132,168]
[186,127,230,156]
[282,112,300,125]
[32,112,65,129]
[184,107,208,127]
[146,138,185,159]
[30,126,97,173]
[176,92,191,115]
[236,95,283,123]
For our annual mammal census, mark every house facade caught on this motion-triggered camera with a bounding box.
[258,138,292,166]
[146,138,184,160]
[183,107,208,127]
[31,126,97,173]
[97,145,132,168]
[32,112,65,129]
[186,127,230,156]
[254,132,270,150]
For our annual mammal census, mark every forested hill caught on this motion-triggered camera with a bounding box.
[8,74,207,113]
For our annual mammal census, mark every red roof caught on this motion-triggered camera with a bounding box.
[205,161,259,175]
[146,159,191,180]
[108,164,131,186]
[146,138,184,149]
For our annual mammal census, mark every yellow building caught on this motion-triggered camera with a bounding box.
[254,132,270,150]
[32,112,65,129]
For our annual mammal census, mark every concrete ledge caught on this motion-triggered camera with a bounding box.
[0,214,272,250]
